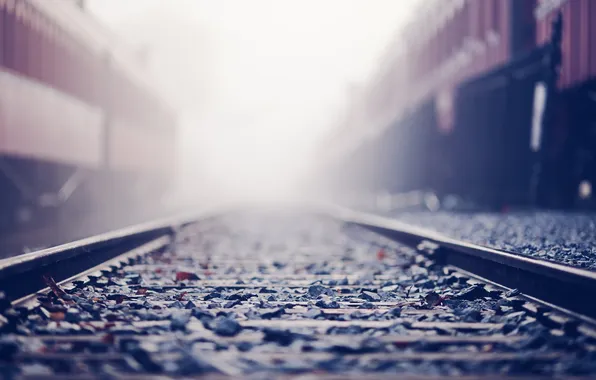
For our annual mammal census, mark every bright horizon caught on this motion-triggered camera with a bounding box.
[87,0,420,203]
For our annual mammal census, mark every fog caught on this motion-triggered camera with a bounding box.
[88,0,420,206]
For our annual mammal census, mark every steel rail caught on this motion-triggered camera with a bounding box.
[332,207,596,319]
[0,207,225,303]
[0,201,314,304]
[4,200,596,320]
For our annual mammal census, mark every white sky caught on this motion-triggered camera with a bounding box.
[87,0,419,202]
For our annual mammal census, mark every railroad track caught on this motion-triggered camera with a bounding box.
[0,207,595,378]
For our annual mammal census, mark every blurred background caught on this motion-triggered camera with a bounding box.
[88,0,421,203]
[0,0,594,256]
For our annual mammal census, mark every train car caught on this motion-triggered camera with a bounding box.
[534,0,596,208]
[0,0,177,233]
[326,0,596,210]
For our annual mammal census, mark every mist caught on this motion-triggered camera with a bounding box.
[87,0,420,206]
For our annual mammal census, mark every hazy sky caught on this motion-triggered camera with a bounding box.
[87,0,419,201]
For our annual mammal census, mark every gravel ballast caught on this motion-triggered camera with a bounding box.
[381,210,596,270]
[2,212,596,377]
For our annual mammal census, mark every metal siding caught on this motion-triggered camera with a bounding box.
[14,0,24,74]
[565,1,574,86]
[483,0,493,73]
[88,52,100,105]
[438,11,446,68]
[28,9,40,81]
[528,0,538,50]
[461,0,469,79]
[578,0,596,82]
[469,0,480,77]
[0,0,4,67]
[569,0,580,86]
[461,0,470,49]
[538,0,595,88]
[515,0,537,54]
[536,2,548,46]
[538,8,561,85]
[446,3,454,69]
[39,17,47,83]
[543,14,549,45]
[444,8,452,65]
[72,43,83,101]
[454,2,465,83]
[592,0,596,80]
[476,0,487,75]
[42,24,52,85]
[498,0,509,65]
[489,0,498,67]
[561,3,570,88]
[74,42,84,101]
[24,3,33,77]
[53,29,63,92]
[486,0,496,68]
[4,0,14,70]
[428,25,436,82]
[81,48,93,104]
[90,54,99,105]
[0,69,103,167]
[419,12,427,79]
[53,32,63,92]
[65,41,76,98]
[63,38,74,97]
[484,0,493,67]
[425,22,432,78]
[535,0,542,44]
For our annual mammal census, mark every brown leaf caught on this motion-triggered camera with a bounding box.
[42,275,67,298]
[175,271,199,281]
[50,312,65,321]
[136,288,148,295]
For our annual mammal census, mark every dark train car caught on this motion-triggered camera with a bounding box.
[0,0,177,233]
[534,0,596,208]
[328,0,596,210]
[407,0,547,208]
[438,0,544,208]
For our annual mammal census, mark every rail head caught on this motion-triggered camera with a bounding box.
[0,223,169,278]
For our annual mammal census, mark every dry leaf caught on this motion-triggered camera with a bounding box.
[42,275,66,298]
[175,271,199,281]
